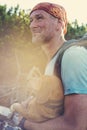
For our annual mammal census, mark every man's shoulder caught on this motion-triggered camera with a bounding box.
[63,36,87,56]
[62,45,87,66]
[60,36,87,58]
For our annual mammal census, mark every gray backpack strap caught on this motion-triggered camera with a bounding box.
[54,37,87,79]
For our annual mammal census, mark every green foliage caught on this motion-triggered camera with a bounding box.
[0,5,87,45]
[65,19,87,40]
[0,5,31,47]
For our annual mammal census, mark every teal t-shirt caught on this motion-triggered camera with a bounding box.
[61,45,87,95]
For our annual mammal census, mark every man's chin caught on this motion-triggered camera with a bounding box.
[32,38,43,45]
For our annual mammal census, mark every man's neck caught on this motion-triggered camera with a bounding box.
[41,38,66,61]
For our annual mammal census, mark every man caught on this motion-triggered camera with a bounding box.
[18,2,87,130]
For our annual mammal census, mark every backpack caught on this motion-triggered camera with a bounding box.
[55,36,87,80]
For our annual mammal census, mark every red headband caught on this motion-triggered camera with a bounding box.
[30,2,67,34]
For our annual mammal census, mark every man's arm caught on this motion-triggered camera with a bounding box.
[23,94,87,130]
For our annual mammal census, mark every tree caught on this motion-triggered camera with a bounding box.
[65,19,87,40]
[0,5,87,45]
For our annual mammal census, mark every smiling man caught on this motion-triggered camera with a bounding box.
[16,2,87,130]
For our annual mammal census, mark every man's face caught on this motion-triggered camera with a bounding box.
[30,10,58,44]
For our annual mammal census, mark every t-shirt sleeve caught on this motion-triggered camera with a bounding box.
[61,46,87,95]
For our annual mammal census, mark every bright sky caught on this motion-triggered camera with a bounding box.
[0,0,87,25]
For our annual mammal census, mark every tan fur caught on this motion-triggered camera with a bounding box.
[11,75,64,122]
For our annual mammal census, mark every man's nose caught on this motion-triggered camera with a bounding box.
[30,20,38,29]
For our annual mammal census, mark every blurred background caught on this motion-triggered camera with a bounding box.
[0,0,87,107]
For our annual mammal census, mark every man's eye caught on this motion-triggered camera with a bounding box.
[37,16,43,20]
[29,15,44,24]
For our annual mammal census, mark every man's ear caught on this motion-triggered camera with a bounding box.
[59,19,64,29]
[57,19,66,34]
[56,19,62,31]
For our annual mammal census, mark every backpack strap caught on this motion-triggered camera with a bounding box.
[54,36,87,80]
